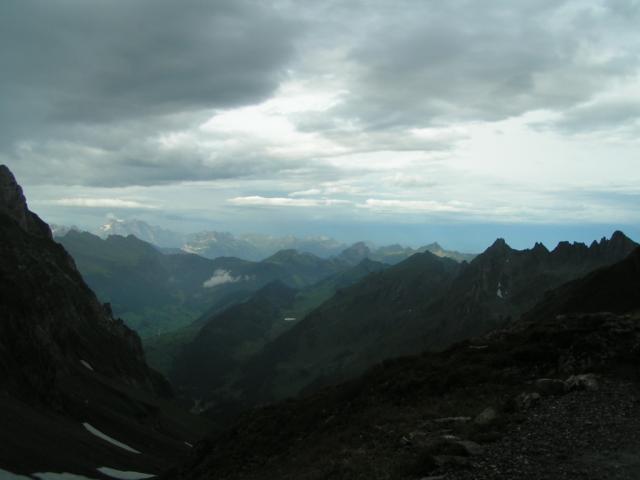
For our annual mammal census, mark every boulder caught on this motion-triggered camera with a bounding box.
[515,391,541,410]
[456,440,483,456]
[534,378,567,396]
[474,407,497,426]
[566,373,599,391]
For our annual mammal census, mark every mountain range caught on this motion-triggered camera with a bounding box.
[171,230,637,416]
[54,217,476,263]
[3,162,640,480]
[56,232,353,339]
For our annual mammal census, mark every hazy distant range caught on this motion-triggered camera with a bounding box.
[51,217,476,263]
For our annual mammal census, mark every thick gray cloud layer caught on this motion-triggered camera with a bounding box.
[304,0,640,132]
[1,0,300,184]
[1,0,296,123]
[2,0,639,234]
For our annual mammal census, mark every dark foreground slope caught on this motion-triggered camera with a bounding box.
[0,165,206,478]
[170,247,640,480]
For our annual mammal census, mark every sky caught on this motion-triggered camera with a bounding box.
[1,0,639,251]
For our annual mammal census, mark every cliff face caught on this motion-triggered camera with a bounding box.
[0,164,51,239]
[0,165,204,478]
[0,165,168,403]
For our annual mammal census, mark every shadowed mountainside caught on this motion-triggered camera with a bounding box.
[229,232,636,407]
[168,247,640,480]
[58,232,353,338]
[170,258,387,404]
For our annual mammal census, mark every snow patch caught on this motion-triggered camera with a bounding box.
[496,281,504,299]
[0,468,33,479]
[96,467,154,479]
[284,317,297,322]
[80,360,94,371]
[184,441,193,448]
[82,423,140,454]
[34,473,97,480]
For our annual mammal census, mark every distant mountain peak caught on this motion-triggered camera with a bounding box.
[266,248,300,260]
[263,248,324,266]
[608,230,635,248]
[339,241,372,264]
[423,241,443,251]
[532,241,549,253]
[0,165,51,239]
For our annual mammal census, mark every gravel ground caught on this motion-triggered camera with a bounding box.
[444,378,640,480]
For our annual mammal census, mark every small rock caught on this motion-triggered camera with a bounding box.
[409,430,429,441]
[435,454,472,468]
[456,440,483,456]
[474,407,497,426]
[427,439,470,457]
[515,391,541,410]
[534,378,567,396]
[565,373,599,391]
[433,416,472,424]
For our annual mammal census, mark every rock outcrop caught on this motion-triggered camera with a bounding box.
[0,164,51,238]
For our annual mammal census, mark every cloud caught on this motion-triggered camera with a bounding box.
[386,173,438,189]
[3,0,640,236]
[0,1,298,127]
[361,198,470,214]
[52,198,156,209]
[228,196,351,207]
[543,97,640,135]
[0,0,301,186]
[203,269,250,288]
[312,0,640,132]
[289,189,323,197]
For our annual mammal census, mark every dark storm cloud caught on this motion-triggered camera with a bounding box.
[0,0,298,137]
[8,131,339,187]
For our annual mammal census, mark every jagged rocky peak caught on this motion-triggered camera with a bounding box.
[596,230,637,253]
[0,165,51,239]
[532,241,549,254]
[553,231,637,262]
[483,237,513,256]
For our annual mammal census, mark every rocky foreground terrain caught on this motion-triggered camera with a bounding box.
[169,247,640,480]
